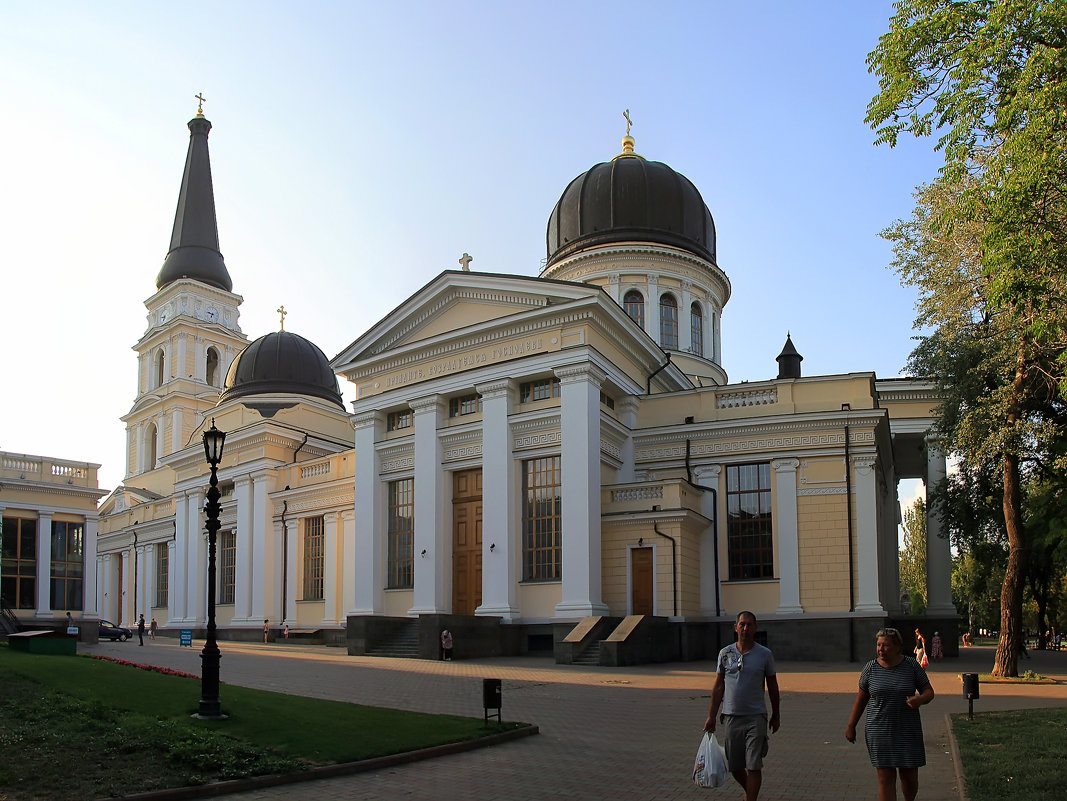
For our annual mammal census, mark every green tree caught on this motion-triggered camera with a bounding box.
[868,0,1067,676]
[899,497,928,614]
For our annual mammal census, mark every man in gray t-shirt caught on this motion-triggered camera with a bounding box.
[703,611,781,801]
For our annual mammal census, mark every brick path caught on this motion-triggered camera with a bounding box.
[84,640,1067,800]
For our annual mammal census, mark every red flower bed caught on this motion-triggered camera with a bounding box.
[86,654,201,680]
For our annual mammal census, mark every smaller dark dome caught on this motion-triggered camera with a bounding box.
[220,331,343,408]
[546,151,716,267]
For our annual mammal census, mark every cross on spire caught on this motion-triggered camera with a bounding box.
[195,92,207,116]
[459,252,473,271]
[277,305,287,331]
[623,109,632,136]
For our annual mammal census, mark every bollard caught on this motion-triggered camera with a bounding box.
[962,672,979,720]
[483,678,502,723]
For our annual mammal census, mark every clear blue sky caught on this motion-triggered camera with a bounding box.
[1,1,942,494]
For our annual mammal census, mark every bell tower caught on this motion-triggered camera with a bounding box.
[122,103,248,483]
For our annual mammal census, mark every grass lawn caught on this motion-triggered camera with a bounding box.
[0,646,525,800]
[952,707,1067,801]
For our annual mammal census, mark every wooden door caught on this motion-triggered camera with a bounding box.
[631,547,654,616]
[452,469,483,616]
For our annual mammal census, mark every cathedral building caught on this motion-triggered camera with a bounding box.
[89,110,955,662]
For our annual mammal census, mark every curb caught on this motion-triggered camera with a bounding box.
[107,724,540,800]
[944,713,968,801]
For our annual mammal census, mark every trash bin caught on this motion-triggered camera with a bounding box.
[962,673,979,699]
[483,678,501,722]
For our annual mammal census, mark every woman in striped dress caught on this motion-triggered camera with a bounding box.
[845,628,935,801]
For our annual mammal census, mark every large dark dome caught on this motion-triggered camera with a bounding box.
[546,149,716,268]
[220,331,343,408]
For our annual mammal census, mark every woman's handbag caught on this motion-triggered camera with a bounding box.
[693,732,728,788]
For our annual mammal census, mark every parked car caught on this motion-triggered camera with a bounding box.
[99,620,132,641]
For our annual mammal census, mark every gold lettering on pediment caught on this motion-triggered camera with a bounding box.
[372,333,558,394]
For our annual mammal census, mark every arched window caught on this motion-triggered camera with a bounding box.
[691,302,704,356]
[206,347,220,387]
[154,349,165,389]
[660,293,678,350]
[623,290,645,329]
[144,423,157,470]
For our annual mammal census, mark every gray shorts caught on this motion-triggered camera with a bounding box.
[719,714,769,771]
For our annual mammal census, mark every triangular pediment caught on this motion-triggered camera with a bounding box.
[332,270,600,367]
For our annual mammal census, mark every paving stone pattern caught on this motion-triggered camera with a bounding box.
[84,640,1067,801]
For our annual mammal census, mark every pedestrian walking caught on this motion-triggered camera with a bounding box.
[150,618,158,639]
[703,611,781,801]
[930,631,943,661]
[440,629,453,660]
[137,613,146,646]
[913,628,928,667]
[846,627,934,801]
[263,619,270,643]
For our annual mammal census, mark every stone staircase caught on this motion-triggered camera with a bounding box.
[572,639,603,666]
[366,621,420,658]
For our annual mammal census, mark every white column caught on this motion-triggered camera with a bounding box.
[352,411,384,615]
[176,331,188,382]
[646,275,660,343]
[83,516,99,616]
[154,414,164,468]
[120,549,132,624]
[283,517,298,627]
[695,465,722,616]
[322,511,340,625]
[135,544,148,620]
[680,281,693,353]
[100,555,112,621]
[170,407,184,456]
[250,472,274,621]
[409,395,446,615]
[475,379,518,620]
[144,544,157,616]
[135,422,145,473]
[233,475,254,622]
[186,492,206,624]
[166,539,178,624]
[773,458,803,614]
[924,438,956,616]
[96,555,106,620]
[712,307,722,364]
[618,396,640,484]
[608,273,621,304]
[853,455,885,614]
[35,511,53,615]
[554,363,609,617]
[340,508,356,623]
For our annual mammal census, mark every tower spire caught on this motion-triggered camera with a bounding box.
[155,100,233,292]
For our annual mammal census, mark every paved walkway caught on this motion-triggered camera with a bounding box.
[85,640,1067,801]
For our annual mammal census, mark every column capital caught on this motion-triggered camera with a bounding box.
[409,395,446,414]
[647,273,659,288]
[771,458,800,473]
[694,464,721,483]
[618,395,641,415]
[352,410,384,431]
[853,455,877,476]
[475,378,515,400]
[554,363,607,387]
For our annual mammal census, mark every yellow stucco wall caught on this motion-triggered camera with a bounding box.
[518,581,561,619]
[797,493,853,611]
[385,590,413,617]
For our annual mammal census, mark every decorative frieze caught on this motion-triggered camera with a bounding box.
[717,388,777,408]
[514,431,561,450]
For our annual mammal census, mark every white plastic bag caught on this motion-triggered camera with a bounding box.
[693,731,728,788]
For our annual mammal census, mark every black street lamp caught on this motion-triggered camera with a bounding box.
[196,419,227,720]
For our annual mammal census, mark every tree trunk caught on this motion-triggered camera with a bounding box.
[992,451,1027,676]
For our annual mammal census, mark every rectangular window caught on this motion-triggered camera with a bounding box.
[1,516,37,609]
[600,391,615,409]
[726,463,774,580]
[50,521,84,611]
[449,393,481,417]
[219,530,236,604]
[387,478,414,588]
[522,456,562,581]
[302,516,325,600]
[387,410,412,431]
[519,378,561,403]
[155,543,169,608]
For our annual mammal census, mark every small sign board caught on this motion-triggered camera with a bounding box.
[180,629,193,647]
[66,626,79,636]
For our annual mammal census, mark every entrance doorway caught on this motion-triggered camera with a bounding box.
[452,469,483,615]
[631,547,654,616]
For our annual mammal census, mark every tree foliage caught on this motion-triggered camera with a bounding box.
[899,497,928,614]
[868,0,1067,675]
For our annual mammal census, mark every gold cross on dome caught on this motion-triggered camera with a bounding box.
[277,305,287,331]
[195,92,207,116]
[623,109,632,136]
